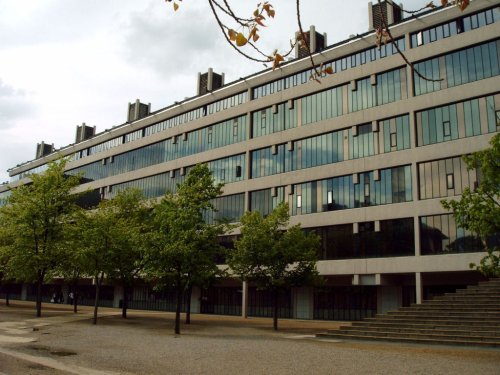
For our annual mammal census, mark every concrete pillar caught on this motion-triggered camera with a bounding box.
[415,272,423,305]
[293,287,314,320]
[377,286,402,314]
[241,281,248,318]
[61,285,69,304]
[190,286,201,314]
[113,286,123,309]
[21,284,28,301]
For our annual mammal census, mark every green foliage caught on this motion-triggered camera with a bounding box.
[0,158,82,316]
[229,202,320,329]
[441,134,500,277]
[469,248,500,278]
[229,202,320,290]
[146,164,227,333]
[103,188,151,285]
[441,134,500,238]
[0,159,81,283]
[71,188,151,320]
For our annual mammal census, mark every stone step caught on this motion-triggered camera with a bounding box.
[335,325,500,337]
[316,332,500,347]
[364,317,500,325]
[384,312,500,319]
[401,306,500,312]
[350,320,500,328]
[429,297,500,304]
[329,328,500,342]
[453,290,500,295]
[421,300,500,306]
[386,309,500,315]
[479,279,500,286]
[315,279,500,348]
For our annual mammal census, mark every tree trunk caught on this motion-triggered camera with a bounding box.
[185,284,192,324]
[174,282,183,335]
[73,281,78,313]
[121,285,128,319]
[273,289,279,331]
[5,285,10,306]
[93,272,103,325]
[73,291,78,313]
[36,272,43,318]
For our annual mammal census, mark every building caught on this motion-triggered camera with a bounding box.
[1,1,499,320]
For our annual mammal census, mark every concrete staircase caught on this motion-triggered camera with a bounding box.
[316,278,500,347]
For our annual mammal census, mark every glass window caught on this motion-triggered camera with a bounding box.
[420,214,483,255]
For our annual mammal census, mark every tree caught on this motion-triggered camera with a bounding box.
[104,188,151,319]
[0,159,81,317]
[72,188,149,324]
[0,229,13,306]
[442,133,500,277]
[228,202,321,330]
[146,164,227,335]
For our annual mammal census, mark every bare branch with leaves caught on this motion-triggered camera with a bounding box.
[165,0,471,81]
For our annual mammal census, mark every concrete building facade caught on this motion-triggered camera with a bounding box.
[1,1,499,320]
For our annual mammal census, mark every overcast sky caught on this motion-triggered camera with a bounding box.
[0,0,424,183]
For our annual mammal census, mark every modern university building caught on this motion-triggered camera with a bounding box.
[1,1,499,320]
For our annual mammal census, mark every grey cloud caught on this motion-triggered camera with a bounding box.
[123,5,223,78]
[0,80,35,130]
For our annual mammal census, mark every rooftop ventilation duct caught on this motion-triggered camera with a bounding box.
[369,1,403,30]
[75,122,96,143]
[35,141,54,159]
[127,100,151,122]
[295,25,327,59]
[197,68,224,96]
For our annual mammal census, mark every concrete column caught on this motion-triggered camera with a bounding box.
[241,281,248,318]
[246,111,252,140]
[113,286,124,308]
[190,286,201,314]
[21,284,28,301]
[415,272,423,305]
[293,287,314,320]
[61,285,69,304]
[377,286,402,314]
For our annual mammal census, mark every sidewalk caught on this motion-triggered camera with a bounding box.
[0,299,347,333]
[1,300,499,375]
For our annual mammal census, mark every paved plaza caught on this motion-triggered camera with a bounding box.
[0,301,499,374]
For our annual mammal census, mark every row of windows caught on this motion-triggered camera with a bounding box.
[314,212,493,260]
[315,218,415,260]
[207,154,245,185]
[252,38,405,99]
[105,170,187,200]
[414,39,500,96]
[67,116,247,181]
[411,6,500,48]
[301,67,406,126]
[251,114,410,178]
[289,166,412,216]
[252,102,298,138]
[207,92,248,115]
[204,193,245,225]
[70,92,248,164]
[349,68,406,113]
[420,214,485,255]
[418,156,478,200]
[416,95,499,146]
